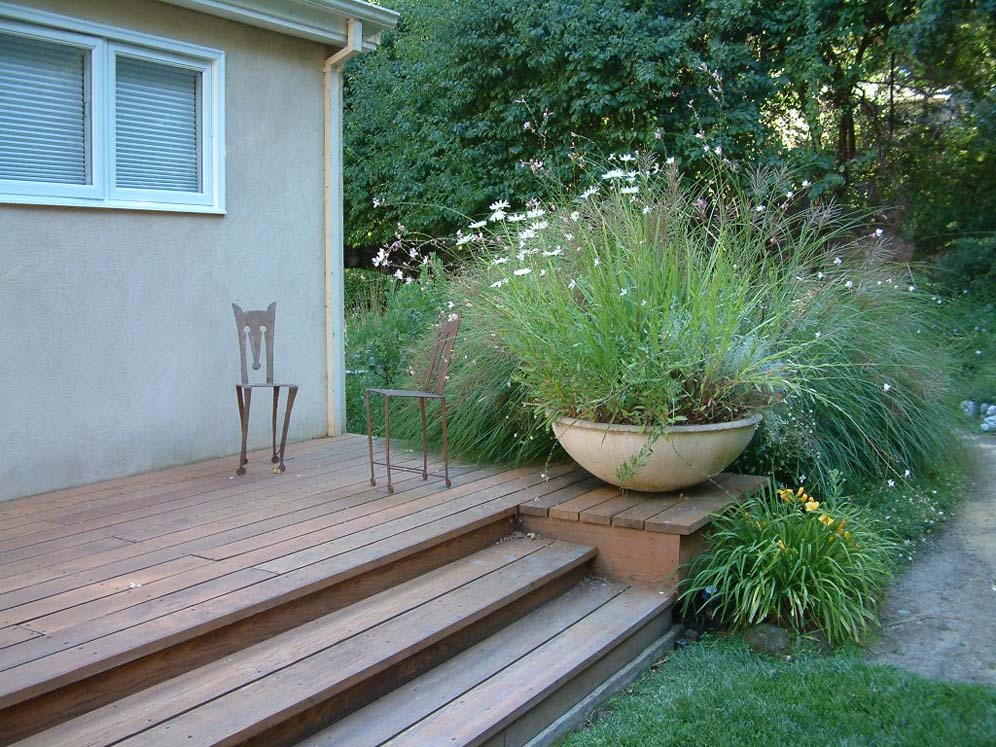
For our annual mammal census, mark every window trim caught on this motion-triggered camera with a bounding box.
[0,2,225,214]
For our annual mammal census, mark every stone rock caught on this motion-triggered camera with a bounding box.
[988,405,996,417]
[743,623,791,655]
[962,400,979,417]
[982,416,996,433]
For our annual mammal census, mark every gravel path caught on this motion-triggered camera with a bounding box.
[870,436,996,687]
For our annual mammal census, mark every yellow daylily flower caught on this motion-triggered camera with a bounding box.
[819,513,834,527]
[804,500,820,512]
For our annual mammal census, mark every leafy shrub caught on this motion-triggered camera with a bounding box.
[344,268,391,312]
[344,262,448,434]
[680,478,897,645]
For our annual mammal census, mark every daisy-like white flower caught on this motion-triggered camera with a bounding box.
[620,288,629,296]
[883,383,892,392]
[568,279,577,290]
[802,179,811,188]
[493,256,510,265]
[666,156,675,165]
[874,228,884,237]
[490,199,509,211]
[469,219,487,229]
[642,206,653,214]
[394,269,404,280]
[579,186,598,200]
[833,256,843,265]
[602,169,626,180]
[490,278,508,288]
[455,232,473,246]
[755,205,765,213]
[526,208,546,219]
[618,153,636,163]
[372,247,390,267]
[570,211,580,221]
[489,208,507,222]
[786,191,794,199]
[542,248,563,257]
[507,212,527,223]
[372,197,383,208]
[620,186,639,195]
[513,267,532,276]
[530,220,549,231]
[518,228,537,241]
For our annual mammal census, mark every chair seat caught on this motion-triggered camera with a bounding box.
[368,387,443,399]
[237,382,298,389]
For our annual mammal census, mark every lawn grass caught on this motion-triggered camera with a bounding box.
[559,637,996,747]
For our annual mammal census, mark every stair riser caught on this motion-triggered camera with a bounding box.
[0,517,515,746]
[239,562,594,747]
[487,606,673,747]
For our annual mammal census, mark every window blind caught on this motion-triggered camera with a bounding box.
[0,31,87,184]
[115,55,199,192]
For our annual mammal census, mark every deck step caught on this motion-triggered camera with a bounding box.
[297,582,674,747]
[0,464,590,743]
[11,537,596,747]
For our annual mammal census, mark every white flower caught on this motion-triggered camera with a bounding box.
[845,280,853,288]
[802,179,811,188]
[570,211,580,221]
[507,212,527,223]
[618,153,636,163]
[372,247,390,267]
[642,205,653,214]
[641,299,648,307]
[490,199,509,211]
[518,228,537,241]
[489,208,507,222]
[908,285,915,292]
[530,220,549,231]
[875,228,884,237]
[888,479,896,488]
[542,248,563,257]
[883,383,892,392]
[620,287,629,296]
[455,232,473,246]
[755,205,765,213]
[469,219,487,229]
[977,349,983,355]
[579,186,598,200]
[568,279,577,290]
[785,191,794,199]
[815,331,822,339]
[833,256,842,265]
[602,169,626,180]
[539,269,546,276]
[513,267,532,276]
[493,256,510,265]
[447,301,455,309]
[817,271,825,280]
[666,156,675,165]
[394,269,404,280]
[904,469,911,478]
[695,131,705,140]
[372,197,383,208]
[490,278,508,288]
[526,208,546,219]
[593,257,601,267]
[620,186,639,195]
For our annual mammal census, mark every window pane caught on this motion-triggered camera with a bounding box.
[115,55,199,192]
[0,31,87,184]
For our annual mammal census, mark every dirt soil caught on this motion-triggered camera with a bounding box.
[870,436,996,687]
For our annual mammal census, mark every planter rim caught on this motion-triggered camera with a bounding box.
[553,413,762,435]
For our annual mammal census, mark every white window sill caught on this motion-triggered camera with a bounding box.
[0,193,226,214]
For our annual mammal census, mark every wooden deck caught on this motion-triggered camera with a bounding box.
[0,435,762,747]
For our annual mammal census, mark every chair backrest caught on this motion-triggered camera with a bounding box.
[233,302,276,384]
[421,313,461,395]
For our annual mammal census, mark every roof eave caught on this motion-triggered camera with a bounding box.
[156,0,398,50]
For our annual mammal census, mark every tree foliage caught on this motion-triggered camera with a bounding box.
[343,0,996,251]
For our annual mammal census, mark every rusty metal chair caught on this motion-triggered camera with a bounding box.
[365,314,460,493]
[232,302,298,476]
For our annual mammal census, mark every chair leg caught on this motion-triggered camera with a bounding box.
[236,386,251,476]
[419,397,428,480]
[273,386,297,474]
[365,389,375,486]
[270,387,280,464]
[441,396,451,488]
[384,396,393,494]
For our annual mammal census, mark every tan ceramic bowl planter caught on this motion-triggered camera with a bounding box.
[552,414,762,493]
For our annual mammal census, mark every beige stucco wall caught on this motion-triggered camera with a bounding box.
[0,0,333,501]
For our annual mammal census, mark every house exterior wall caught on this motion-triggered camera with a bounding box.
[0,0,333,501]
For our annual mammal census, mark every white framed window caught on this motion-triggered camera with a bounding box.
[0,3,224,213]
